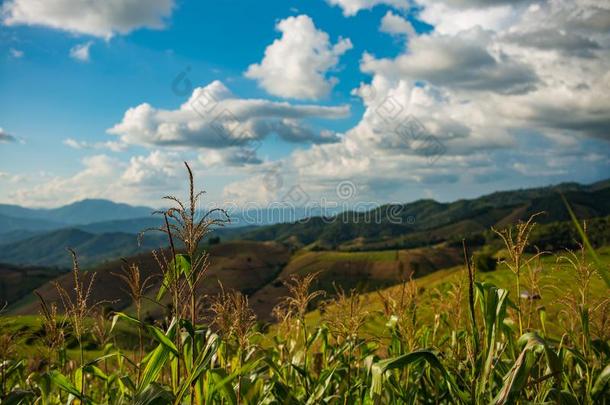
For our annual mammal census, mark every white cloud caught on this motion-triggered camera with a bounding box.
[63,137,127,152]
[9,47,23,58]
[0,171,26,184]
[121,151,181,186]
[199,148,262,168]
[1,0,174,38]
[0,128,17,143]
[10,154,124,206]
[380,11,415,37]
[361,28,538,94]
[63,138,83,149]
[245,15,352,100]
[222,173,279,205]
[69,41,92,62]
[108,80,349,164]
[326,0,409,16]
[416,1,521,35]
[237,0,610,204]
[8,151,189,207]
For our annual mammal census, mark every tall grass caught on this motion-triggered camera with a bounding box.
[0,165,608,404]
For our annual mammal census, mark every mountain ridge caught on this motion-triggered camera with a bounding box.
[0,198,154,226]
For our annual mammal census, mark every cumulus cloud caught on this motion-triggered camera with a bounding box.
[361,29,538,94]
[108,80,349,164]
[0,128,17,143]
[121,151,181,187]
[69,41,92,62]
[199,148,262,168]
[416,1,522,35]
[505,29,601,58]
[238,0,610,204]
[245,15,352,99]
[380,11,415,37]
[1,0,174,38]
[326,0,409,16]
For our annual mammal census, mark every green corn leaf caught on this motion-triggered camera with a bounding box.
[592,364,610,399]
[493,333,561,405]
[138,319,177,393]
[146,324,179,356]
[119,375,136,396]
[84,365,109,381]
[209,368,238,405]
[139,343,171,393]
[474,282,509,400]
[49,370,83,399]
[207,359,264,404]
[133,382,175,405]
[74,367,83,394]
[156,254,193,300]
[174,253,192,284]
[111,311,141,333]
[291,362,308,379]
[174,333,220,403]
[156,270,173,301]
[306,365,337,405]
[370,349,458,401]
[86,352,121,369]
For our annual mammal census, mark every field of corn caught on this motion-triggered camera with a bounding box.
[0,164,609,404]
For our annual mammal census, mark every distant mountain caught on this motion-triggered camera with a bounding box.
[0,229,43,245]
[0,213,65,233]
[0,228,167,268]
[237,179,610,250]
[0,199,154,226]
[76,216,163,234]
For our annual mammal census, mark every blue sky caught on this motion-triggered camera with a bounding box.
[0,0,609,208]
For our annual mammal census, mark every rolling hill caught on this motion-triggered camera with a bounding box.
[6,214,610,320]
[0,228,167,268]
[0,262,67,306]
[9,239,466,322]
[10,240,292,317]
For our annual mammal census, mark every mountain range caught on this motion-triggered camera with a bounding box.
[238,179,610,250]
[0,199,153,226]
[0,179,608,268]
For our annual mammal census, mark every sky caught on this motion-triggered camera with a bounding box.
[0,0,609,209]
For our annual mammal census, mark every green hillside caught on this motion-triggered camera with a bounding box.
[0,228,167,268]
[301,246,610,339]
[0,263,67,306]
